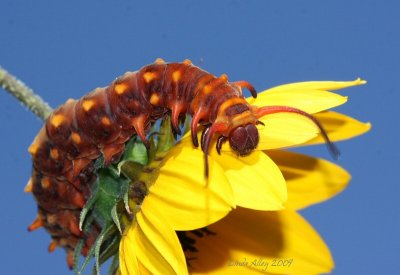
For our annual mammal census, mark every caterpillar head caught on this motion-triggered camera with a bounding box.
[228,124,259,156]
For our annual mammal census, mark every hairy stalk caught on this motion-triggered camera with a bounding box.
[0,66,52,121]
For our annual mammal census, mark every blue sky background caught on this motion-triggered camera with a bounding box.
[0,1,398,274]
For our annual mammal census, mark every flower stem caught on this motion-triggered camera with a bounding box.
[0,66,53,121]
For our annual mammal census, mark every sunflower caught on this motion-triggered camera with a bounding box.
[118,79,370,274]
[178,151,354,275]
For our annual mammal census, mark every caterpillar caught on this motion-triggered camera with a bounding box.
[26,58,338,268]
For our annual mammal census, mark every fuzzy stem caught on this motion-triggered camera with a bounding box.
[0,66,53,121]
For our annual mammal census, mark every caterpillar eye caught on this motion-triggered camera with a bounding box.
[229,124,259,156]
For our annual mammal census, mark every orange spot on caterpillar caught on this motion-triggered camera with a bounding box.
[24,178,33,193]
[82,100,95,112]
[46,214,58,225]
[70,132,81,144]
[51,114,65,128]
[50,148,59,159]
[101,116,111,126]
[203,84,212,94]
[150,93,160,105]
[114,82,129,95]
[172,70,182,83]
[41,177,51,189]
[143,72,157,83]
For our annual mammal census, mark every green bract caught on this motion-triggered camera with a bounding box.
[75,118,176,274]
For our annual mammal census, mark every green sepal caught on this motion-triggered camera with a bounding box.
[111,205,122,234]
[78,223,117,275]
[79,184,99,231]
[92,169,130,227]
[123,191,131,214]
[74,215,96,275]
[119,161,145,182]
[99,235,120,266]
[77,168,130,274]
[156,117,176,154]
[117,137,149,174]
[73,239,85,275]
[92,234,120,275]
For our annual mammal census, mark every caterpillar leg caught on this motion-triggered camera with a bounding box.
[171,103,186,136]
[201,122,229,177]
[101,143,125,166]
[216,136,227,155]
[131,115,149,148]
[200,126,210,151]
[190,109,207,147]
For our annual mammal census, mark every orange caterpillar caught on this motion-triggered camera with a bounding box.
[26,59,337,267]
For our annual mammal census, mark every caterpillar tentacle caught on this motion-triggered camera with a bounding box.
[28,59,336,267]
[254,105,340,159]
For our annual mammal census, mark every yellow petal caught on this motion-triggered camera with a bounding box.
[120,206,188,275]
[119,231,139,275]
[139,205,189,274]
[212,150,287,210]
[248,79,365,114]
[257,78,366,94]
[119,224,140,275]
[303,111,371,145]
[189,208,333,275]
[250,90,347,114]
[268,150,350,210]
[256,112,319,149]
[146,144,235,230]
